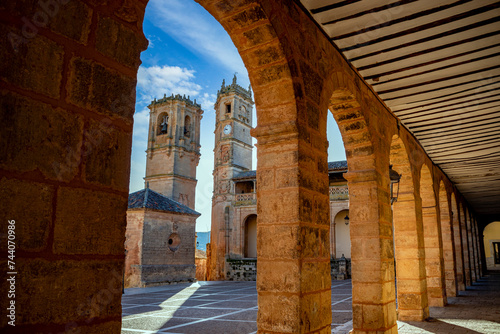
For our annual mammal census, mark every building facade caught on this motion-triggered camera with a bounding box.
[208,77,255,280]
[124,95,203,287]
[207,78,351,281]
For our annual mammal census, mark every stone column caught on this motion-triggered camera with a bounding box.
[345,170,398,334]
[452,208,466,291]
[422,206,447,307]
[473,220,483,278]
[460,207,472,286]
[0,1,147,332]
[439,197,457,297]
[468,214,477,283]
[393,192,429,321]
[254,122,332,334]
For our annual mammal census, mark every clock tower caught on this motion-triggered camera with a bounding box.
[209,75,253,280]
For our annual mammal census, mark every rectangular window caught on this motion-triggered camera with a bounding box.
[494,242,500,264]
[226,104,231,113]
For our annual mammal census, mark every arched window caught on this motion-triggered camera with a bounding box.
[244,214,257,258]
[184,115,191,138]
[158,113,169,135]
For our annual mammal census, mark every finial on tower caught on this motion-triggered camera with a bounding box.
[221,79,225,88]
[232,73,238,85]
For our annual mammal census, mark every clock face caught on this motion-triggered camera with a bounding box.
[223,124,232,135]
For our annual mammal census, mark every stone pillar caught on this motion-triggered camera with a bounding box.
[467,214,477,283]
[254,123,331,334]
[422,206,447,307]
[452,207,466,291]
[345,170,398,334]
[460,207,472,286]
[473,220,483,278]
[393,192,429,321]
[0,1,147,332]
[438,193,457,297]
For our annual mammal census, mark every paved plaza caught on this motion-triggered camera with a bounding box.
[121,273,500,334]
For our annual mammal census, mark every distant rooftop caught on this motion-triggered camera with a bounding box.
[328,160,348,171]
[232,160,348,180]
[233,170,256,180]
[128,187,200,216]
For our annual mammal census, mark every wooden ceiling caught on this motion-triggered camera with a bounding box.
[300,0,500,216]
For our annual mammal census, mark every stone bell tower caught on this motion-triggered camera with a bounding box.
[144,94,203,209]
[209,75,253,280]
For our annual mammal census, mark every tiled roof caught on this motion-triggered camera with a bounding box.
[328,160,348,171]
[128,188,200,216]
[233,170,256,180]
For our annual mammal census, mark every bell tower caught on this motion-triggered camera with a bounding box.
[144,94,203,209]
[209,75,253,280]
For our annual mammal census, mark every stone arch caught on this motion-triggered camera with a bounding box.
[244,214,257,258]
[451,193,466,290]
[438,181,458,297]
[420,164,446,307]
[199,2,335,332]
[390,134,429,321]
[328,77,398,332]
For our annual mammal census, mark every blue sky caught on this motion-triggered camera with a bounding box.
[130,0,346,232]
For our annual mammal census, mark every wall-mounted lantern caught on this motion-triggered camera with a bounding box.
[389,165,401,204]
[344,214,350,225]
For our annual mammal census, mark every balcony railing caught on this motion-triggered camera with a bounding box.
[234,193,256,206]
[330,186,349,200]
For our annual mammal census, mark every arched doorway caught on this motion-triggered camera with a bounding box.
[244,214,257,258]
[334,210,351,259]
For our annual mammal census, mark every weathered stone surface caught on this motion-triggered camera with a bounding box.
[0,178,53,252]
[0,23,64,98]
[96,16,142,68]
[7,259,123,326]
[54,187,127,255]
[0,91,84,181]
[66,57,136,120]
[82,118,132,190]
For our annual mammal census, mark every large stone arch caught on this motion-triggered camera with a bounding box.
[328,82,399,332]
[438,180,458,297]
[173,1,337,331]
[420,164,446,307]
[390,134,429,321]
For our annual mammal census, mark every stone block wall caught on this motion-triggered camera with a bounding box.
[125,209,196,287]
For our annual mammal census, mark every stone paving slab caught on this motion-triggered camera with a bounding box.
[122,273,500,334]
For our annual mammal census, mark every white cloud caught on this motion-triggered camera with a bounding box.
[136,65,202,103]
[147,0,248,76]
[199,92,216,112]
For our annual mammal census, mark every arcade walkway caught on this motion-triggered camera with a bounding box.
[121,274,500,334]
